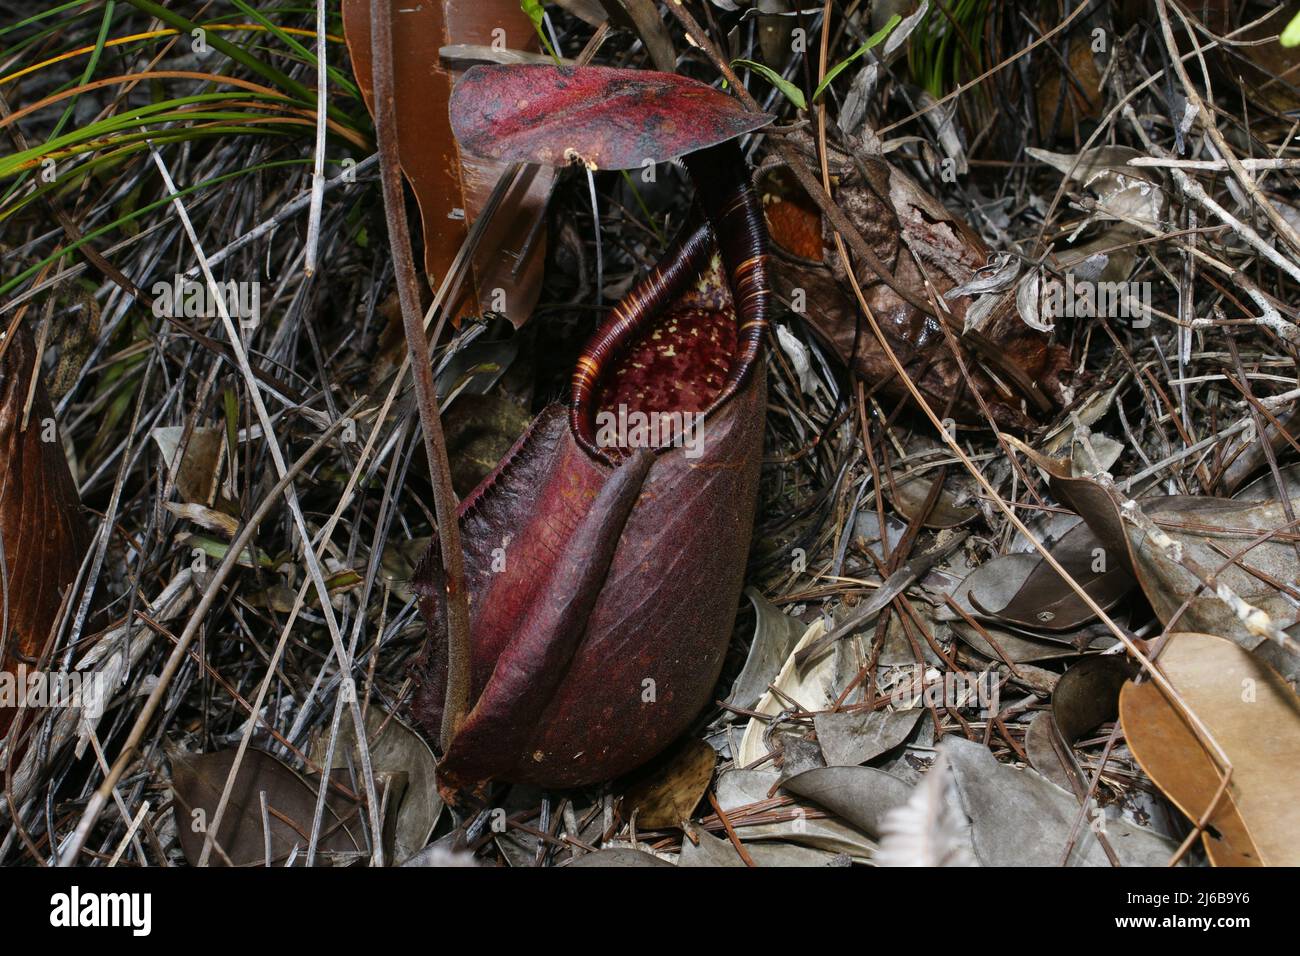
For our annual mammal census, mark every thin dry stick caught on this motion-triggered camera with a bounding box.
[139,149,384,869]
[1110,102,1300,346]
[304,0,328,275]
[706,790,756,867]
[369,0,472,751]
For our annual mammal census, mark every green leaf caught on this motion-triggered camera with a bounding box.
[812,13,901,103]
[1283,10,1300,47]
[520,0,562,64]
[732,59,806,111]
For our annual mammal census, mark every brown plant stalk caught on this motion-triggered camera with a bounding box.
[369,0,472,752]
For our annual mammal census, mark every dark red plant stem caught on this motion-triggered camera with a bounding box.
[657,0,932,325]
[569,140,770,463]
[370,0,472,752]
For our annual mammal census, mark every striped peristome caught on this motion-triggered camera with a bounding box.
[568,140,771,464]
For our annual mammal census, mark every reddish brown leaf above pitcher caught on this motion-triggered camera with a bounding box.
[342,0,553,328]
[449,64,774,170]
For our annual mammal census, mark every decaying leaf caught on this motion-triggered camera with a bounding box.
[942,736,1177,866]
[942,553,1038,623]
[727,587,807,711]
[739,618,852,767]
[1020,654,1137,796]
[443,393,532,497]
[568,847,673,867]
[814,707,923,767]
[1034,36,1103,137]
[1200,6,1300,129]
[1009,439,1300,677]
[782,764,913,837]
[884,446,978,528]
[1125,496,1300,669]
[1120,632,1300,866]
[1230,452,1300,502]
[151,424,226,506]
[1024,712,1078,794]
[1052,654,1136,743]
[0,326,90,742]
[950,619,1112,664]
[1027,146,1165,228]
[170,748,364,867]
[677,828,843,866]
[621,737,716,829]
[761,132,1073,429]
[163,501,239,537]
[310,706,442,865]
[342,0,553,327]
[714,768,876,860]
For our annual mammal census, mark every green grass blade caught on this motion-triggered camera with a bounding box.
[733,59,806,110]
[812,14,901,103]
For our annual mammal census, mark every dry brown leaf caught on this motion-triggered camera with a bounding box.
[760,133,1072,430]
[988,521,1136,633]
[151,425,226,506]
[1052,653,1137,743]
[620,737,716,829]
[310,706,442,865]
[171,748,365,867]
[0,326,90,742]
[1007,437,1300,676]
[1035,35,1103,136]
[342,0,552,327]
[1120,632,1300,866]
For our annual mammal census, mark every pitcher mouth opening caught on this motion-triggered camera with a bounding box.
[567,211,754,464]
[568,270,768,465]
[568,142,771,466]
[578,300,737,461]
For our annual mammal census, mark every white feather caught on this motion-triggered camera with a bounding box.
[875,753,978,867]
